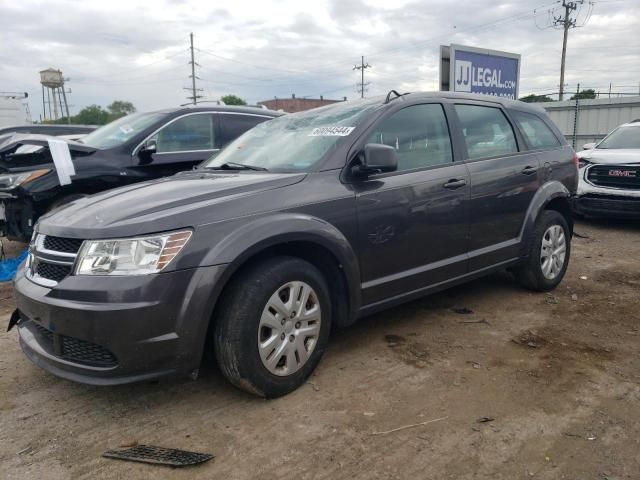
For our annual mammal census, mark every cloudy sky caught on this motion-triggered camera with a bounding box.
[1,0,638,119]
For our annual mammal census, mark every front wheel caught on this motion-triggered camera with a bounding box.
[516,210,571,291]
[213,256,331,397]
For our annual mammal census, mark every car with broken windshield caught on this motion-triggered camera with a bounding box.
[11,91,577,397]
[0,106,281,241]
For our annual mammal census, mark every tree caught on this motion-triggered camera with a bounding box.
[519,94,554,103]
[570,89,596,101]
[221,94,247,106]
[107,100,136,120]
[73,105,110,125]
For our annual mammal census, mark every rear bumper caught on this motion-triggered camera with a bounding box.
[13,263,228,385]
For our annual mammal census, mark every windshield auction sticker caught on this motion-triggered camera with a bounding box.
[309,126,355,137]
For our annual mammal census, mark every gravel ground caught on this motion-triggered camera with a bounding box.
[1,219,639,480]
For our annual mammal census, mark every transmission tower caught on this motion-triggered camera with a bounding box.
[184,32,203,105]
[353,56,371,98]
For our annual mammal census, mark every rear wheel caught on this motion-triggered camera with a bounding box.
[213,256,331,397]
[516,210,571,291]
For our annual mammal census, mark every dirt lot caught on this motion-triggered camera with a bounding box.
[1,219,639,480]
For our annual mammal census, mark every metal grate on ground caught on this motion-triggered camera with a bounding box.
[103,445,214,467]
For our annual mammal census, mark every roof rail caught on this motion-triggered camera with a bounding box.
[384,90,409,104]
[179,100,228,107]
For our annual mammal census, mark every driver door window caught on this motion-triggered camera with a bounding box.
[151,114,215,153]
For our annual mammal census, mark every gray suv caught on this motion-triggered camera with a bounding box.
[11,92,578,397]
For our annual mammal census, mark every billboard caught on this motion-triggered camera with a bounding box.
[440,44,521,100]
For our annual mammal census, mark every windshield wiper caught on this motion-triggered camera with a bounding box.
[208,162,268,172]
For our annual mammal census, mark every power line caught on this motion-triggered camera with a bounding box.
[193,1,560,85]
[80,48,188,81]
[72,65,184,86]
[196,48,308,76]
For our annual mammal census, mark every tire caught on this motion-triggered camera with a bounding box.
[516,210,571,292]
[213,256,332,398]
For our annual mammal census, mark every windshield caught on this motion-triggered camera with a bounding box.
[202,98,382,172]
[597,126,640,149]
[80,112,164,149]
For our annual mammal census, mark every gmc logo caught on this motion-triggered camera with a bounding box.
[608,169,636,177]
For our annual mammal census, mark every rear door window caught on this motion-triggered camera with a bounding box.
[455,104,518,160]
[219,114,271,148]
[511,110,561,149]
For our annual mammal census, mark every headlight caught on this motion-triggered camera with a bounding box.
[0,169,50,189]
[75,230,192,276]
[578,158,591,169]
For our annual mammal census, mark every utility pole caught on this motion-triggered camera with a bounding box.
[353,56,371,98]
[554,0,584,101]
[184,32,203,105]
[572,83,580,149]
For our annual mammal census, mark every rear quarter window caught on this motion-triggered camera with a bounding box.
[511,110,561,150]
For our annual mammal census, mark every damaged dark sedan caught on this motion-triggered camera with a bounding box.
[0,106,281,241]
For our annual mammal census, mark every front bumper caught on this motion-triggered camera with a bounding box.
[573,167,640,218]
[14,263,227,385]
[573,194,640,219]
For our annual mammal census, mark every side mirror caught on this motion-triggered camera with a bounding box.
[353,143,398,177]
[142,139,157,153]
[582,142,596,150]
[138,139,157,165]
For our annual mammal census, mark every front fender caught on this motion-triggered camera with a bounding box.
[199,212,362,321]
[519,180,571,249]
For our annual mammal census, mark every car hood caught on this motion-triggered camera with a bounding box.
[37,170,306,238]
[0,133,96,171]
[577,148,640,165]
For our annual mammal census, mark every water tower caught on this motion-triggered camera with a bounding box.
[40,68,70,122]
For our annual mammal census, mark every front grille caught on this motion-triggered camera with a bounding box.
[29,320,117,368]
[43,236,83,254]
[35,261,71,282]
[28,234,83,286]
[587,165,640,189]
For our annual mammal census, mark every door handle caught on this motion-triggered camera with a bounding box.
[443,178,467,189]
[521,166,538,175]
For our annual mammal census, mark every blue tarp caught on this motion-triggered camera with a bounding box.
[0,250,28,282]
